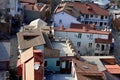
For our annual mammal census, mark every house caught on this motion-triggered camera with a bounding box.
[91,0,110,8]
[20,18,51,34]
[19,1,51,23]
[17,47,44,80]
[44,47,60,74]
[53,2,81,28]
[17,29,46,53]
[71,58,106,80]
[44,33,76,74]
[62,0,110,8]
[72,2,110,30]
[54,23,112,56]
[80,56,120,80]
[100,57,120,80]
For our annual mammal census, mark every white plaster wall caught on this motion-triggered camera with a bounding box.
[71,61,77,80]
[54,12,80,28]
[54,30,109,55]
[81,14,109,28]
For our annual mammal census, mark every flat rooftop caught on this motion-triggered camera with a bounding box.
[52,42,74,57]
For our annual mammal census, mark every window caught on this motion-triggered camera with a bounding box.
[101,16,104,20]
[78,33,82,38]
[78,51,80,53]
[56,61,60,66]
[90,15,93,18]
[45,61,47,67]
[59,19,62,24]
[86,15,89,19]
[85,21,88,24]
[106,44,109,50]
[88,43,92,47]
[101,45,105,51]
[100,22,103,26]
[104,22,107,25]
[96,44,100,50]
[95,22,97,25]
[77,42,81,47]
[95,15,98,18]
[89,34,93,40]
[105,16,107,19]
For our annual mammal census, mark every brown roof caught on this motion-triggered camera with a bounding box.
[95,38,112,44]
[19,0,37,3]
[70,2,109,16]
[70,23,95,30]
[72,59,105,80]
[17,29,46,50]
[54,2,80,18]
[55,26,111,35]
[105,64,120,74]
[44,47,60,58]
[24,4,44,11]
[113,18,120,30]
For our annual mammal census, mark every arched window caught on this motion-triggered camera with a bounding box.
[96,44,100,50]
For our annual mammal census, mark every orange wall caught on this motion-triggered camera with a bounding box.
[25,58,34,80]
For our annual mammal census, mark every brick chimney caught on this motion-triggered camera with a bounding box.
[82,26,88,31]
[59,24,65,30]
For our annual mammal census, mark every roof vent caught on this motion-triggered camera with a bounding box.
[82,66,89,69]
[85,3,92,11]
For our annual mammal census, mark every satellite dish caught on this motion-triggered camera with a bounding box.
[34,64,40,70]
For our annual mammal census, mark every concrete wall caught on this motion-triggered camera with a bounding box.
[54,12,80,28]
[45,58,60,72]
[54,31,110,55]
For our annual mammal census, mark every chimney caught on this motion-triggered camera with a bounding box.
[82,26,88,31]
[86,3,92,11]
[74,63,77,66]
[60,24,65,30]
[66,53,68,56]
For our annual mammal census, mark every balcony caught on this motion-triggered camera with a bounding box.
[94,50,109,56]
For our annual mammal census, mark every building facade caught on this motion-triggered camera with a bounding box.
[54,24,112,56]
[53,2,81,28]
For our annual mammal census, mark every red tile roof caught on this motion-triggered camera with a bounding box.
[55,25,111,35]
[72,2,109,16]
[95,38,112,44]
[72,58,105,80]
[70,23,95,30]
[105,64,120,74]
[19,0,37,4]
[54,2,80,18]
